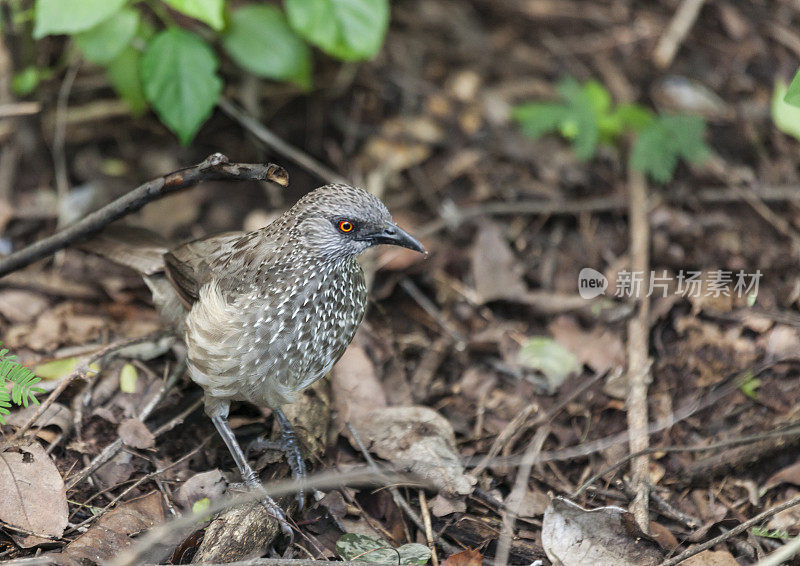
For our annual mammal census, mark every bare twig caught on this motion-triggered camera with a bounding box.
[653,0,707,68]
[659,493,800,566]
[625,167,652,531]
[418,183,800,238]
[0,153,288,278]
[755,535,800,566]
[0,102,41,118]
[53,61,80,206]
[418,491,438,566]
[219,98,347,185]
[495,426,549,565]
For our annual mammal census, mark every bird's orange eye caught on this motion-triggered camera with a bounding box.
[338,220,354,233]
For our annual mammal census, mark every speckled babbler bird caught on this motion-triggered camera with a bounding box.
[84,183,426,528]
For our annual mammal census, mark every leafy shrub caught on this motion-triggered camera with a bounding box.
[513,78,710,184]
[16,0,390,143]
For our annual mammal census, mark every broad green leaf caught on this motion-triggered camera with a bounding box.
[222,5,311,88]
[336,534,431,565]
[611,103,654,133]
[74,7,139,64]
[518,337,580,393]
[285,0,389,61]
[773,81,800,141]
[162,0,225,31]
[784,68,800,108]
[140,28,222,144]
[34,0,127,38]
[119,363,138,393]
[107,46,148,116]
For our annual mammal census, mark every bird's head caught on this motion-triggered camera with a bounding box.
[292,184,426,261]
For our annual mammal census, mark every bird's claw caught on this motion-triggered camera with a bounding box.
[248,429,307,510]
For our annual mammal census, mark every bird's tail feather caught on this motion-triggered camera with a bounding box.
[78,225,170,275]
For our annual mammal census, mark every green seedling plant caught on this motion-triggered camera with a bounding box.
[12,0,390,143]
[513,78,711,184]
[0,343,44,425]
[336,533,431,565]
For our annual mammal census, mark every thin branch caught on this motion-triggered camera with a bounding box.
[495,426,549,566]
[659,493,800,566]
[0,153,288,278]
[625,166,652,531]
[653,0,706,68]
[219,98,348,186]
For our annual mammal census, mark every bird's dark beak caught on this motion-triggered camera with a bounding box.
[371,224,427,254]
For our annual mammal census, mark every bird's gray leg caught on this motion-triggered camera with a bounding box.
[274,408,306,509]
[210,412,293,540]
[247,408,306,509]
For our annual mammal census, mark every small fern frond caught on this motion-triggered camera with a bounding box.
[0,343,43,424]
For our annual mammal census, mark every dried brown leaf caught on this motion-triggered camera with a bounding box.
[470,221,527,303]
[542,497,664,565]
[117,418,155,449]
[0,442,68,547]
[56,491,164,564]
[441,548,483,566]
[331,344,387,433]
[681,550,740,566]
[352,406,476,495]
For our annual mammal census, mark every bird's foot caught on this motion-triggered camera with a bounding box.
[237,471,294,543]
[248,428,307,510]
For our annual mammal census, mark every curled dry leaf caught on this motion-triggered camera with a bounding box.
[764,460,800,491]
[52,490,165,565]
[0,442,68,547]
[548,316,625,376]
[4,402,73,441]
[542,497,664,566]
[353,406,476,495]
[117,417,156,449]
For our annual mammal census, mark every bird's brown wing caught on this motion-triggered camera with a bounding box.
[163,232,245,309]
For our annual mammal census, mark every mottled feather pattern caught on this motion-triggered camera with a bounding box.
[182,184,385,414]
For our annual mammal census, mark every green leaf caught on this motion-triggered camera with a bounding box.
[140,28,222,144]
[107,46,148,116]
[631,114,709,184]
[74,7,139,64]
[162,0,225,31]
[784,68,800,108]
[11,67,43,96]
[518,337,581,393]
[34,0,127,38]
[773,81,800,141]
[512,103,570,140]
[35,358,100,380]
[119,363,138,393]
[285,0,389,61]
[336,534,431,565]
[222,5,311,88]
